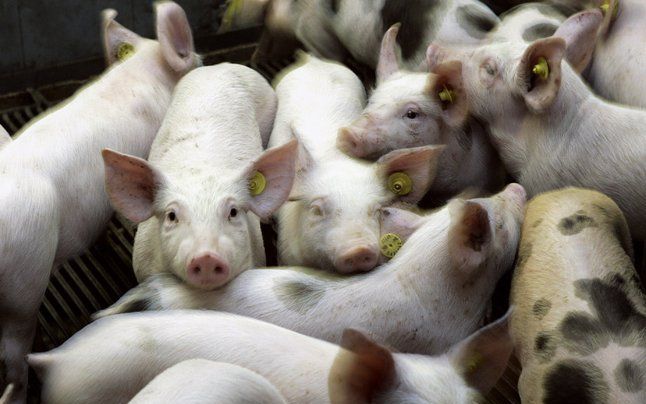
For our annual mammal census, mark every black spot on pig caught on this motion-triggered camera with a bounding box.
[543,359,609,404]
[533,298,552,319]
[456,5,497,40]
[614,358,644,393]
[274,280,325,314]
[559,311,609,355]
[534,331,557,362]
[522,23,558,42]
[558,211,596,235]
[381,0,439,61]
[575,278,646,346]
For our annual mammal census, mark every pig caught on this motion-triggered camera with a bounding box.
[249,0,500,71]
[0,125,9,148]
[510,188,646,403]
[28,310,513,404]
[96,184,526,356]
[102,64,296,290]
[427,9,646,243]
[129,359,287,404]
[586,0,646,108]
[0,385,13,404]
[0,3,199,402]
[338,25,506,202]
[269,53,442,273]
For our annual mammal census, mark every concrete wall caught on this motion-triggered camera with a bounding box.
[0,0,225,91]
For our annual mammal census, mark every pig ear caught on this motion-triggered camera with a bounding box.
[426,42,449,72]
[553,9,603,73]
[448,310,513,393]
[428,61,468,129]
[328,328,396,404]
[380,207,426,242]
[448,199,491,270]
[376,145,445,204]
[377,24,402,84]
[155,1,196,74]
[102,9,142,65]
[516,37,566,114]
[102,149,166,224]
[243,139,298,220]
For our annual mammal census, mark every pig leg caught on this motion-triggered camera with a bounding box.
[1,318,39,404]
[0,178,59,404]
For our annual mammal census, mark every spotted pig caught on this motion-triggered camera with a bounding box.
[510,188,646,404]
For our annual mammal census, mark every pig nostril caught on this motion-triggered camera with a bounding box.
[214,266,224,274]
[193,266,201,274]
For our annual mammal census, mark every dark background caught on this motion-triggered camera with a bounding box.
[0,0,226,93]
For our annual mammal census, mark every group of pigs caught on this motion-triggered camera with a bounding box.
[0,0,645,403]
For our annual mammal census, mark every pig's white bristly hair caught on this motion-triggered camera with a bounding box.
[129,359,287,404]
[28,310,486,404]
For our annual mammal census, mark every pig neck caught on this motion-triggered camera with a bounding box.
[492,63,642,178]
[346,209,491,326]
[434,118,504,196]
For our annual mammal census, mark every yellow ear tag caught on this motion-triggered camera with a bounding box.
[387,172,413,196]
[600,0,619,18]
[117,42,135,61]
[464,353,483,375]
[380,233,403,258]
[532,57,549,80]
[438,85,456,103]
[248,171,266,196]
[221,0,244,31]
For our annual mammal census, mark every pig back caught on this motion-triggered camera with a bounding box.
[269,55,365,159]
[510,188,646,403]
[148,64,276,172]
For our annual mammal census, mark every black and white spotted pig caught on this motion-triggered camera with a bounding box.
[250,0,500,70]
[510,188,646,403]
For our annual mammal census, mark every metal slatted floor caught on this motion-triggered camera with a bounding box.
[1,29,521,404]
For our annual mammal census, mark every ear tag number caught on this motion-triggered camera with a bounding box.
[532,57,549,80]
[388,172,413,196]
[380,233,403,258]
[249,171,266,196]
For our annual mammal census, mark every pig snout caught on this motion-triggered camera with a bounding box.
[334,245,379,273]
[337,127,366,158]
[186,253,230,290]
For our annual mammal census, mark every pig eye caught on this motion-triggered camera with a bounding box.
[405,110,419,119]
[166,210,178,223]
[310,205,324,217]
[229,208,238,220]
